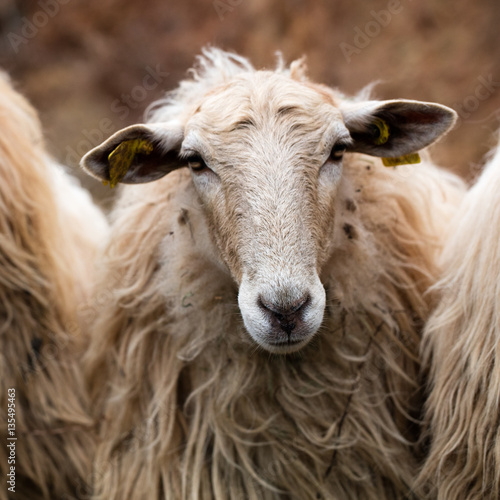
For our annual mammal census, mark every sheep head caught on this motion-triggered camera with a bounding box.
[82,70,455,354]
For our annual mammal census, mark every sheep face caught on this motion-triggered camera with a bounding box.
[82,67,456,354]
[179,74,348,352]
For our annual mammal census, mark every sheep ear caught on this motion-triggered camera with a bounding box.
[80,122,184,186]
[340,99,457,158]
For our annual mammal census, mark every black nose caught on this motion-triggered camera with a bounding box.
[258,294,311,335]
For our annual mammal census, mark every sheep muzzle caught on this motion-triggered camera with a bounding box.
[238,273,326,353]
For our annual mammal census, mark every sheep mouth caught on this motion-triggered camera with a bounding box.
[268,339,304,346]
[262,337,310,354]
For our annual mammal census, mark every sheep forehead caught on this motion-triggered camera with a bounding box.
[184,72,346,167]
[199,73,339,127]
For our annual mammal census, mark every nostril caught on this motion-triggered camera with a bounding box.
[289,293,311,314]
[258,293,311,320]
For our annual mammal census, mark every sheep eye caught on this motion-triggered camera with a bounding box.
[330,142,348,161]
[187,155,209,173]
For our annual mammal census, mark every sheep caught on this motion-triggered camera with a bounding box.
[0,73,107,499]
[416,142,500,499]
[79,48,470,499]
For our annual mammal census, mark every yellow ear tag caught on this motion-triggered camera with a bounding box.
[382,153,421,167]
[104,138,154,188]
[373,118,390,145]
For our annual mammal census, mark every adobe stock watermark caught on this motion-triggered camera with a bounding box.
[65,64,168,166]
[213,0,244,21]
[6,388,16,494]
[453,74,500,125]
[7,0,71,54]
[339,0,411,63]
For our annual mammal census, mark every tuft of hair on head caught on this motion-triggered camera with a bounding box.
[289,56,308,81]
[355,80,382,101]
[273,50,308,81]
[146,46,255,123]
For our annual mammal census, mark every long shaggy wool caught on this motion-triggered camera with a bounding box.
[417,144,500,499]
[84,50,466,499]
[0,73,107,499]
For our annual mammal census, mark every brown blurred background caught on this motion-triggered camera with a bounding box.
[1,0,500,205]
